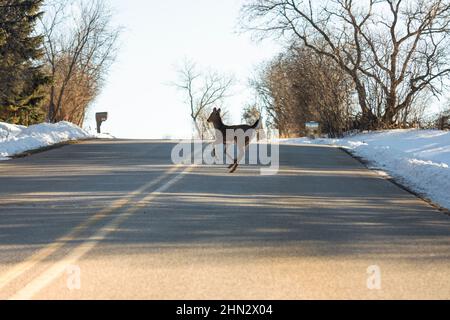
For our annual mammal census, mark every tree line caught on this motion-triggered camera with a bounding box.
[242,0,450,137]
[0,0,119,127]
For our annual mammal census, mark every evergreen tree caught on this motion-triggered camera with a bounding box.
[0,0,48,125]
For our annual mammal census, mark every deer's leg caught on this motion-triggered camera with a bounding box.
[229,144,247,173]
[228,163,236,169]
[229,162,238,173]
[229,140,253,173]
[208,139,217,161]
[227,145,236,169]
[223,143,236,167]
[211,140,225,162]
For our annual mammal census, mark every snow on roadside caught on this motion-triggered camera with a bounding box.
[0,122,26,140]
[280,129,450,210]
[94,132,116,139]
[0,121,93,160]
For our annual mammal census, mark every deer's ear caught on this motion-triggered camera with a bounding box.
[218,108,221,113]
[213,107,217,112]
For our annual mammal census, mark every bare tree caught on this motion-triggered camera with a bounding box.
[251,46,355,137]
[241,104,261,124]
[242,0,450,129]
[174,60,234,138]
[242,103,264,140]
[249,69,278,130]
[39,0,120,125]
[436,98,450,129]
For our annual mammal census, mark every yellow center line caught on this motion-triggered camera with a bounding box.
[0,164,182,292]
[9,163,196,300]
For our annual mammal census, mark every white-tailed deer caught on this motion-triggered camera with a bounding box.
[207,107,260,173]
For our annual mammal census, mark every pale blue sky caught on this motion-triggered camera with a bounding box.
[84,0,280,139]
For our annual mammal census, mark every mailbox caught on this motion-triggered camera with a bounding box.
[305,121,320,139]
[96,112,108,134]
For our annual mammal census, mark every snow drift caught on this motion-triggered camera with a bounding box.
[0,121,93,160]
[281,129,450,210]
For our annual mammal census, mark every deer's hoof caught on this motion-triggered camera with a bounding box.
[229,164,238,173]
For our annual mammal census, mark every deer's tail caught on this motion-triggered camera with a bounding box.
[252,119,261,129]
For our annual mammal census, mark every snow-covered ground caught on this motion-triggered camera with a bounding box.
[280,129,450,210]
[0,121,93,160]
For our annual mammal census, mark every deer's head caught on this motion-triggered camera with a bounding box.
[207,107,222,124]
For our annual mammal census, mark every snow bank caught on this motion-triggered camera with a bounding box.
[0,121,93,160]
[281,129,450,210]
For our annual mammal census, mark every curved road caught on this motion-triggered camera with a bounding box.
[0,140,449,299]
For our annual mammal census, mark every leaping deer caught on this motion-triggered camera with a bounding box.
[207,107,260,173]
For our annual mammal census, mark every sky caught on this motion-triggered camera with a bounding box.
[84,0,281,139]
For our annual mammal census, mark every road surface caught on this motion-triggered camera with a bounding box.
[0,140,449,299]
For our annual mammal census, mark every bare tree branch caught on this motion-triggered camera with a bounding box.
[173,60,234,138]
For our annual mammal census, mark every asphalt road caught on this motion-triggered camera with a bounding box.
[0,140,449,299]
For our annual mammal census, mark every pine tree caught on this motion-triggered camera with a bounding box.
[0,0,48,125]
